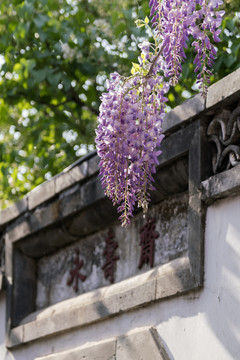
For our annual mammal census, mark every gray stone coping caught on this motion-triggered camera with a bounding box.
[1,68,240,228]
[201,165,240,203]
[7,256,197,348]
[34,326,170,360]
[0,154,98,228]
[35,338,116,360]
[163,68,240,133]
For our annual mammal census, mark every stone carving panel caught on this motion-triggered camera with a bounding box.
[207,103,240,174]
[36,192,188,309]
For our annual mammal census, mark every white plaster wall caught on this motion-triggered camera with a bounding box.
[1,195,240,359]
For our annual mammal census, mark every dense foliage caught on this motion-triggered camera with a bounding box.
[0,0,239,209]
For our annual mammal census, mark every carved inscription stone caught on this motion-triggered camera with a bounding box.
[36,192,188,309]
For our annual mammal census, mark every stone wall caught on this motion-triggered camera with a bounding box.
[0,68,240,359]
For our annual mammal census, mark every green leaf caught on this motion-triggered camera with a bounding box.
[47,72,62,87]
[111,12,118,25]
[114,22,126,37]
[32,67,49,82]
[223,55,236,68]
[225,18,235,32]
[34,14,49,28]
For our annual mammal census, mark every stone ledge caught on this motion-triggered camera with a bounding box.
[7,256,198,348]
[35,338,116,360]
[4,175,107,244]
[0,198,28,227]
[163,93,204,133]
[34,327,170,360]
[116,327,170,360]
[201,165,240,204]
[206,68,240,110]
[55,163,88,194]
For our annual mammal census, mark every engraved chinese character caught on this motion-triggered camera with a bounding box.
[138,218,159,269]
[102,229,119,284]
[67,249,86,292]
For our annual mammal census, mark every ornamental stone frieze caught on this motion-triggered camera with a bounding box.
[207,103,240,174]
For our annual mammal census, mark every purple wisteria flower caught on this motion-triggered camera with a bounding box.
[191,0,225,97]
[96,0,224,226]
[149,0,224,96]
[96,70,168,226]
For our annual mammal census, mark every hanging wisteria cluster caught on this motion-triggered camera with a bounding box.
[95,0,224,226]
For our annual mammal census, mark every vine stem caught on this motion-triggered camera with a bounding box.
[145,43,164,79]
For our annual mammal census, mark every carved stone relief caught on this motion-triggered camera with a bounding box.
[207,103,240,174]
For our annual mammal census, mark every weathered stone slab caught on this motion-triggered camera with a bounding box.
[87,155,100,176]
[116,326,170,360]
[35,338,116,360]
[5,217,31,243]
[28,179,55,210]
[206,67,240,109]
[30,200,60,232]
[55,163,87,194]
[201,165,240,203]
[0,198,27,227]
[118,275,156,312]
[163,93,204,133]
[156,257,196,299]
[8,256,193,348]
[7,326,24,348]
[59,184,81,218]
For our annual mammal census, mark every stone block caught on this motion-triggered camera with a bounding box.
[159,121,197,166]
[20,290,118,344]
[59,184,81,218]
[155,257,195,299]
[118,276,156,312]
[0,197,27,226]
[34,338,116,360]
[28,179,55,210]
[163,93,204,133]
[20,227,74,258]
[206,67,240,109]
[5,217,31,243]
[80,176,104,208]
[201,165,240,203]
[67,198,118,237]
[6,326,24,348]
[116,326,169,360]
[55,164,87,194]
[30,200,60,232]
[87,155,100,176]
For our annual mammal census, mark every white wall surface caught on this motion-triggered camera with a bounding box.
[1,195,240,359]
